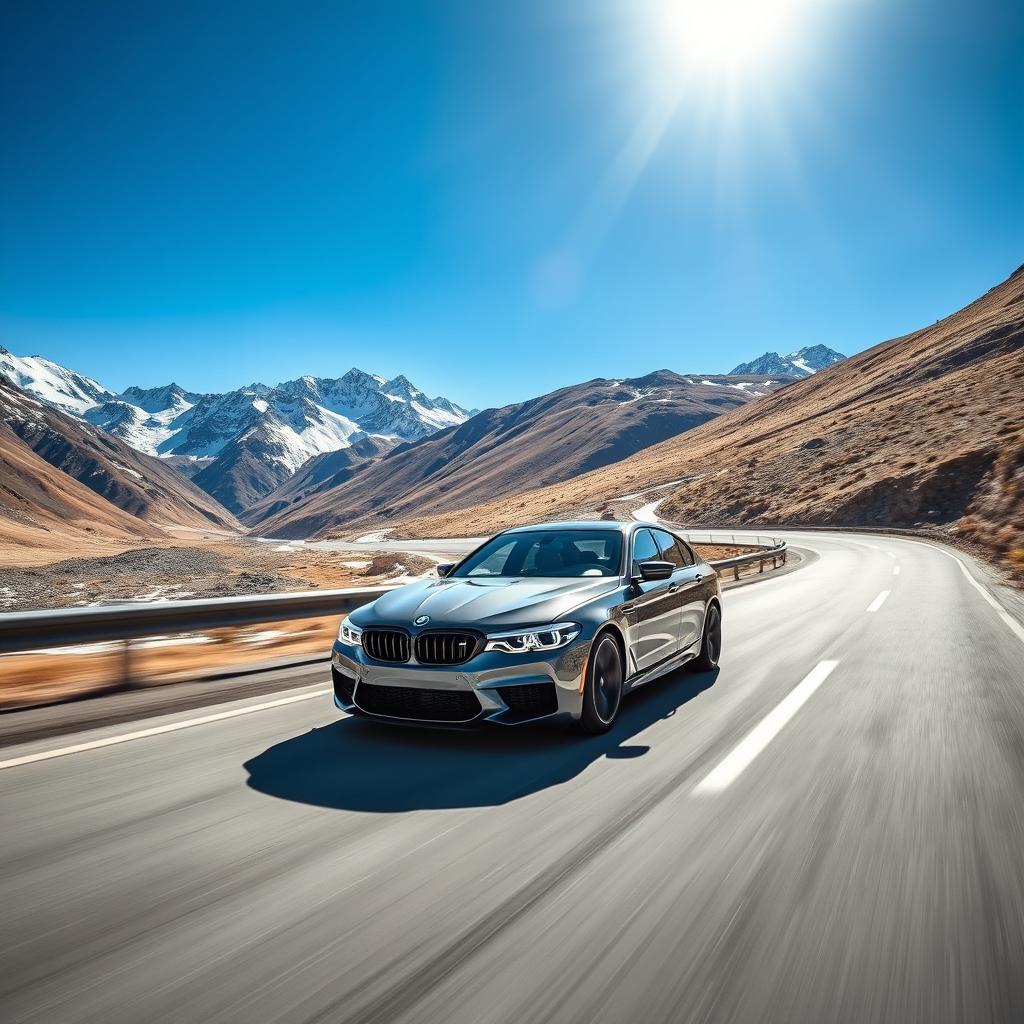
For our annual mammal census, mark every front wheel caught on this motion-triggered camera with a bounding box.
[576,633,624,734]
[689,603,722,672]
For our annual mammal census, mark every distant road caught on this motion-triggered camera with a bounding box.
[2,531,1024,1023]
[260,533,482,563]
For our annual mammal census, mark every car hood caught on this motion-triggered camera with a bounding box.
[358,576,621,631]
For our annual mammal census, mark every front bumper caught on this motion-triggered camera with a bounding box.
[330,636,590,726]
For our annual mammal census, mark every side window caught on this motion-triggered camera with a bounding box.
[653,529,686,568]
[673,537,696,566]
[631,529,659,571]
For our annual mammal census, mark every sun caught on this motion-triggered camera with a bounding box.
[660,0,805,74]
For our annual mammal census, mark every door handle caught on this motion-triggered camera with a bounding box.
[668,583,680,592]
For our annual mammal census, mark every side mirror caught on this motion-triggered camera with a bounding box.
[637,559,674,582]
[436,562,455,578]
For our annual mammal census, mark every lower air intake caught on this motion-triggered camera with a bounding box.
[496,682,559,720]
[356,683,481,723]
[332,666,356,705]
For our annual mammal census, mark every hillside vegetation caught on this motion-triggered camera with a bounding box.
[396,266,1024,578]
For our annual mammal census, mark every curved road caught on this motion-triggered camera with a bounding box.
[2,531,1023,1023]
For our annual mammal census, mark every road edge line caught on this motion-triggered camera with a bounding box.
[0,687,332,771]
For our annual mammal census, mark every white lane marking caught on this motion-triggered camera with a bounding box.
[917,542,1024,647]
[893,565,901,576]
[866,590,891,612]
[694,660,839,794]
[0,688,333,771]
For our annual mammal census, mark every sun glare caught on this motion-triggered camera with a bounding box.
[660,0,805,74]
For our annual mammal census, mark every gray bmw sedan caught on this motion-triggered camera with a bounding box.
[331,520,721,733]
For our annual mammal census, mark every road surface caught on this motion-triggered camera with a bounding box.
[2,530,1023,1023]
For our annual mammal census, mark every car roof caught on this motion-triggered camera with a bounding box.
[501,520,664,535]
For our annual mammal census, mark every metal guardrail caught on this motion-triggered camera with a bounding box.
[0,586,398,657]
[687,534,787,583]
[0,536,786,661]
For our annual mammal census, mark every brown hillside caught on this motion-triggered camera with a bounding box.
[397,266,1024,576]
[251,371,791,538]
[0,377,240,534]
[0,393,161,564]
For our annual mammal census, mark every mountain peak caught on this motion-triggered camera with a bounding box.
[342,367,386,387]
[730,345,846,377]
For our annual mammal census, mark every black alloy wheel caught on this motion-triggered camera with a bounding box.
[690,603,722,672]
[578,633,624,734]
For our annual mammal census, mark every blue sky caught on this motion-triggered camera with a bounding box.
[1,0,1021,410]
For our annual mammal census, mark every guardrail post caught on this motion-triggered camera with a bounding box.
[759,559,764,574]
[120,639,134,689]
[734,565,740,581]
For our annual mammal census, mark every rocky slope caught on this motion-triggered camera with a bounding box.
[0,376,240,536]
[240,435,397,526]
[0,395,159,564]
[250,371,792,538]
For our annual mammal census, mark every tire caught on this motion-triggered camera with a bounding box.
[689,602,722,672]
[576,632,624,734]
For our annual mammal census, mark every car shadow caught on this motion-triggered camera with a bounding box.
[244,667,720,812]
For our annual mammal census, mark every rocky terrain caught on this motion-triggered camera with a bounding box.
[0,539,436,612]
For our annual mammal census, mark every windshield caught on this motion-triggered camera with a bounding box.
[451,529,624,578]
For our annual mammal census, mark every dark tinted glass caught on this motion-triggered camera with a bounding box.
[653,529,686,568]
[453,530,623,578]
[632,529,659,567]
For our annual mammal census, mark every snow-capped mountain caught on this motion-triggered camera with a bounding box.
[0,348,473,513]
[0,346,116,415]
[730,345,846,377]
[84,383,200,455]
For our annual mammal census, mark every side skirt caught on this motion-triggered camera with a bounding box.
[625,641,700,691]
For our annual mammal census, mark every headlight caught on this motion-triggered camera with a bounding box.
[484,622,581,654]
[338,616,363,646]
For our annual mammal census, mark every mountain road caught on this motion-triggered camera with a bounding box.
[1,530,1023,1023]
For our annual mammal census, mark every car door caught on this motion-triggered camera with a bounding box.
[656,531,705,651]
[621,528,682,673]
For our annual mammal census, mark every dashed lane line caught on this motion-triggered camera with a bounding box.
[694,660,840,794]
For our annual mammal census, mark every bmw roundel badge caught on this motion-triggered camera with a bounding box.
[414,615,430,626]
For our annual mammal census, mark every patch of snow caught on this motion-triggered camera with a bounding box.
[355,529,394,543]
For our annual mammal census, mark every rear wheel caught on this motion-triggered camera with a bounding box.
[689,603,722,672]
[577,633,624,734]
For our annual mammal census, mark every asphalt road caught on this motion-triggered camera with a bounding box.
[2,531,1023,1023]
